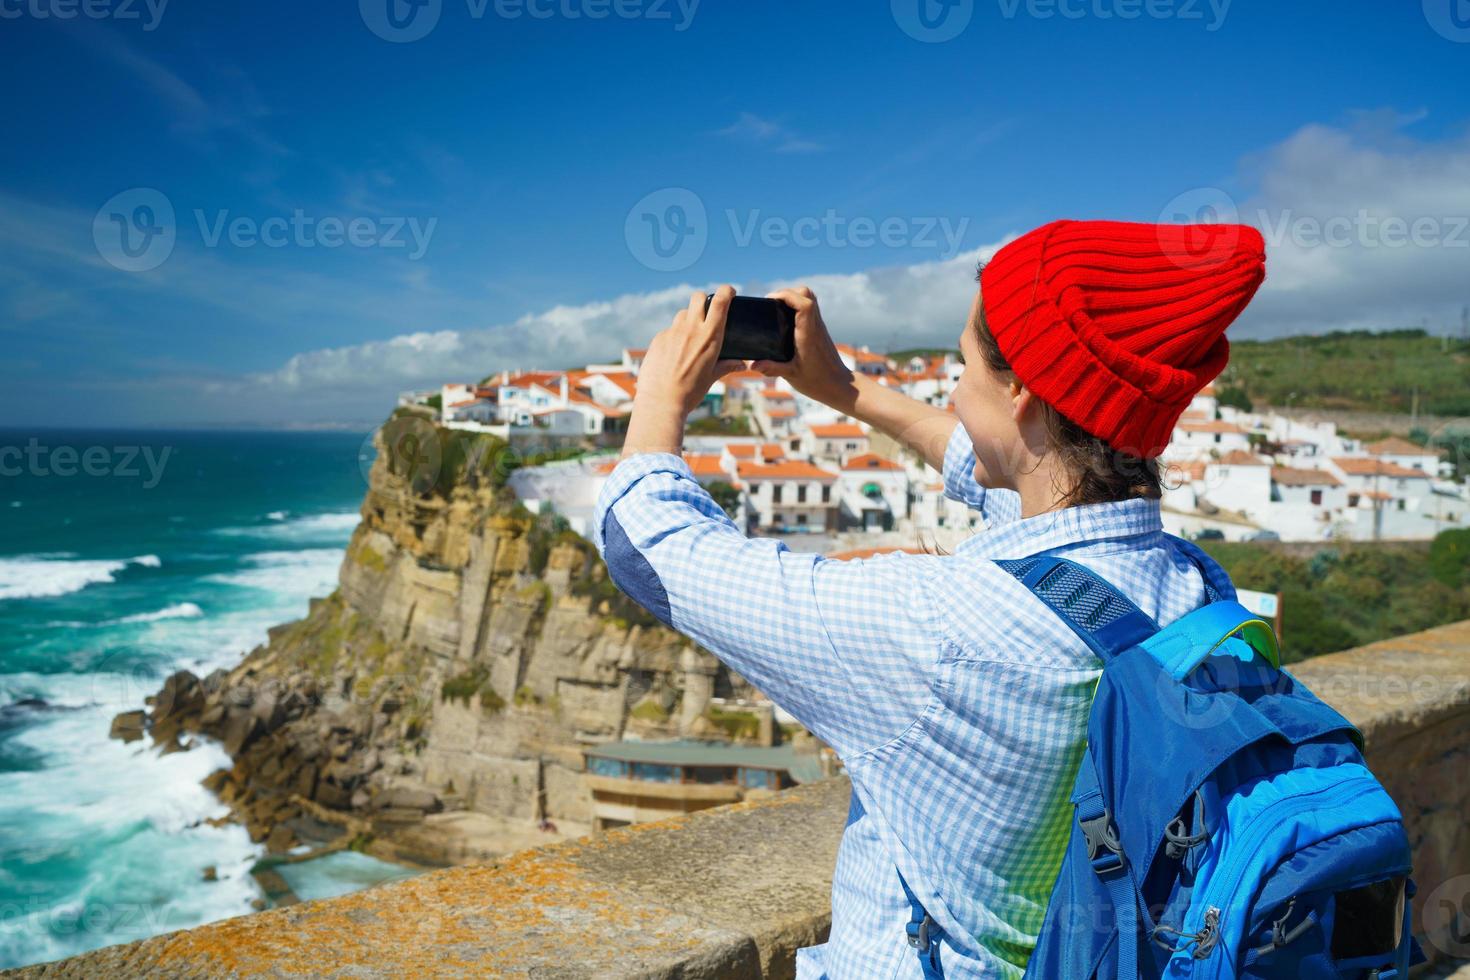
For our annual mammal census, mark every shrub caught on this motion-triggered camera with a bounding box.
[1429,528,1470,588]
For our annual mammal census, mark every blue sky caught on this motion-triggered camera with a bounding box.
[3,0,1469,427]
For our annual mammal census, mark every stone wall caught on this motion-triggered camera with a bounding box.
[28,621,1470,978]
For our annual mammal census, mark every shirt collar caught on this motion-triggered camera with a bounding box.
[955,496,1164,560]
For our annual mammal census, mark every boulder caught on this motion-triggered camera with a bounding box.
[376,786,440,813]
[109,710,147,743]
[154,670,204,721]
[221,710,262,755]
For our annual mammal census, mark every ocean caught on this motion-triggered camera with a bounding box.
[0,429,413,969]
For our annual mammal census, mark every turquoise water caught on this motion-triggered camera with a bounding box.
[0,429,410,968]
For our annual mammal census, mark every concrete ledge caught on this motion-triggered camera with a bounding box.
[8,778,850,980]
[12,622,1470,978]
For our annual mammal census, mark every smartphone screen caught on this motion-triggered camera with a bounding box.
[708,295,797,362]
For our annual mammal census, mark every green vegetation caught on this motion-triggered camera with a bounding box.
[425,393,442,412]
[706,705,761,741]
[379,419,593,500]
[442,666,503,714]
[705,480,742,520]
[1429,528,1470,588]
[479,687,506,713]
[687,414,753,436]
[1200,533,1470,662]
[352,543,386,572]
[1219,329,1470,415]
[629,698,670,723]
[1216,385,1253,413]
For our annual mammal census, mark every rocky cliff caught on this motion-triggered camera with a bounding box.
[112,422,759,866]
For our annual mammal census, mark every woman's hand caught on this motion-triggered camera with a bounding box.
[753,287,856,407]
[622,287,745,457]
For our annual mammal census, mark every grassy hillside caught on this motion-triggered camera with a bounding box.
[1218,329,1470,416]
[1200,533,1470,662]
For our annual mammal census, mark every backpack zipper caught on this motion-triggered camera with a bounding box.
[1170,767,1382,973]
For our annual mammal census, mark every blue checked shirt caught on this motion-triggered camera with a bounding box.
[592,424,1235,979]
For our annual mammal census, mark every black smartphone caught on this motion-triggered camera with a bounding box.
[708,295,797,362]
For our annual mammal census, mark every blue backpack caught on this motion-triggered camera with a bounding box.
[993,555,1425,980]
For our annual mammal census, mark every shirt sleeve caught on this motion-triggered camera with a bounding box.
[941,424,1022,527]
[594,453,943,758]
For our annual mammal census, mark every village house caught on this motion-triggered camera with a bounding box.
[804,422,868,462]
[736,459,839,533]
[836,453,909,531]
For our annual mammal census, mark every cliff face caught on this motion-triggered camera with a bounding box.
[118,424,751,865]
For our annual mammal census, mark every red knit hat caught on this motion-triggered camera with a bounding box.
[980,220,1266,457]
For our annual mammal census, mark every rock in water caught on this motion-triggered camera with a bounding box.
[109,710,147,743]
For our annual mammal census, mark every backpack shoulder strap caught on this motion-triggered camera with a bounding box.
[994,555,1159,661]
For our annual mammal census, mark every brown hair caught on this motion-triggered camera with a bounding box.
[973,310,1163,507]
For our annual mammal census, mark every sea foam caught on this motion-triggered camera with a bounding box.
[0,555,161,601]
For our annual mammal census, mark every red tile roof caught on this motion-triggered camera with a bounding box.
[766,408,797,419]
[1271,466,1341,487]
[1365,437,1436,457]
[1216,450,1269,466]
[1179,420,1249,435]
[810,423,865,439]
[1331,457,1429,478]
[682,454,729,478]
[737,461,838,481]
[842,453,903,472]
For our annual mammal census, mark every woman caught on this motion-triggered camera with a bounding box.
[593,219,1266,978]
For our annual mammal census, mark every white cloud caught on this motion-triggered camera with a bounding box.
[1226,115,1470,337]
[717,112,826,154]
[183,113,1470,424]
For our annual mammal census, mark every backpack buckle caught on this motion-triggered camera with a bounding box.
[1081,812,1127,876]
[906,912,935,952]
